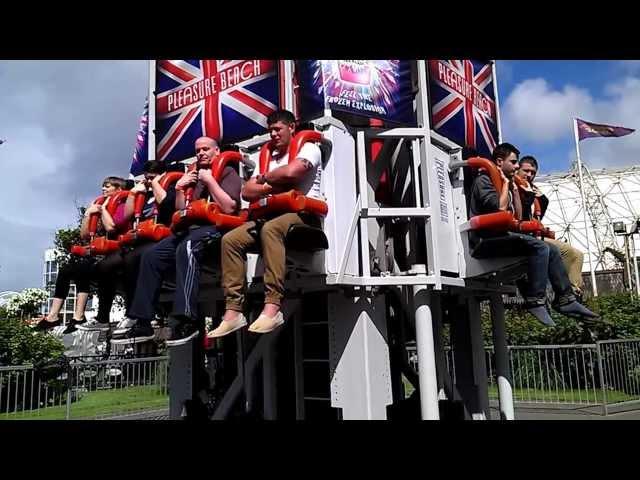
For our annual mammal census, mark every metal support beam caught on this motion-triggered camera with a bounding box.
[262,333,278,420]
[450,296,490,420]
[412,268,440,420]
[430,292,452,402]
[168,340,195,419]
[211,330,282,420]
[329,292,392,419]
[293,309,305,419]
[489,294,514,420]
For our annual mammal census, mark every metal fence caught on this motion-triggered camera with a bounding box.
[5,340,640,419]
[0,356,169,420]
[597,339,640,414]
[407,339,640,415]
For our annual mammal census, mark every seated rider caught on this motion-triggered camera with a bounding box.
[113,136,242,344]
[468,142,598,326]
[34,176,129,333]
[209,109,324,338]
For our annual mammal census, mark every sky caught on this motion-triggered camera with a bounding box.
[497,60,640,175]
[1,59,639,292]
[0,61,148,293]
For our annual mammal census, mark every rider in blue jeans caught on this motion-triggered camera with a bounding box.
[468,143,599,327]
[112,136,241,345]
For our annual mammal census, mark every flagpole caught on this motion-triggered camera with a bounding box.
[632,234,640,296]
[492,60,503,143]
[148,60,156,161]
[574,117,598,297]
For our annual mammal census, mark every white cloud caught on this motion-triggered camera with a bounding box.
[502,78,595,142]
[581,76,640,168]
[502,72,640,170]
[0,60,148,291]
[0,218,54,292]
[0,125,76,228]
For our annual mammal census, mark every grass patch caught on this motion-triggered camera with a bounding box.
[402,376,636,405]
[487,385,636,404]
[2,385,168,420]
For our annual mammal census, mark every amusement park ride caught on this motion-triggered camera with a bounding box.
[73,60,545,420]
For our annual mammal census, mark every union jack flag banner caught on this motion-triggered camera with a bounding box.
[129,98,149,177]
[155,60,279,162]
[427,60,499,158]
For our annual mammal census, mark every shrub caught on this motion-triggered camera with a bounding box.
[480,293,640,346]
[4,288,49,320]
[0,316,65,366]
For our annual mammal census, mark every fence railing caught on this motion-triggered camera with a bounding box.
[0,356,169,420]
[407,339,640,415]
[503,345,602,406]
[597,339,640,414]
[5,340,640,419]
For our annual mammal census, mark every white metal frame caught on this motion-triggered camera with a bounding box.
[147,58,517,421]
[538,163,640,274]
[319,61,464,290]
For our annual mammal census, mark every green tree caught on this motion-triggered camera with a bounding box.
[0,317,64,366]
[4,288,49,320]
[480,293,640,346]
[51,203,85,272]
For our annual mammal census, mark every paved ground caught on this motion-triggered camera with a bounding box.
[105,406,640,421]
[508,407,640,420]
[488,399,640,420]
[102,409,170,420]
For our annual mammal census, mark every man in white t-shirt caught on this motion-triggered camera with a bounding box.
[209,110,324,337]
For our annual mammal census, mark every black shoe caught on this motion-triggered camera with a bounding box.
[111,324,155,344]
[62,317,87,335]
[166,318,199,347]
[128,324,155,338]
[32,315,62,332]
[552,301,600,322]
[526,305,556,327]
[524,299,556,327]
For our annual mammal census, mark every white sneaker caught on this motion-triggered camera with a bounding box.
[117,316,137,328]
[112,317,137,335]
[77,320,110,331]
